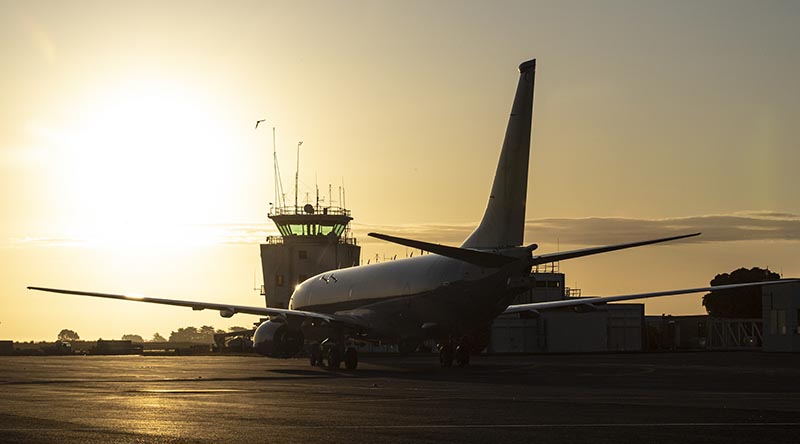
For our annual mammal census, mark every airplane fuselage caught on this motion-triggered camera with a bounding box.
[290,253,529,343]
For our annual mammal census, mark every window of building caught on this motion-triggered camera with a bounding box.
[797,310,800,334]
[275,274,284,287]
[298,250,308,260]
[779,310,787,335]
[770,310,778,335]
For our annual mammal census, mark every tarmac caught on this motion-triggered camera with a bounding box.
[1,352,799,444]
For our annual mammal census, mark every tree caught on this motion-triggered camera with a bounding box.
[169,326,200,343]
[150,333,166,342]
[702,267,780,318]
[168,326,224,343]
[228,326,249,332]
[121,334,144,343]
[57,329,80,342]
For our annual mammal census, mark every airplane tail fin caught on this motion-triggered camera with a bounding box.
[461,59,536,249]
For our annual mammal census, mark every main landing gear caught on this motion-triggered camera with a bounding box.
[438,339,470,368]
[309,339,358,370]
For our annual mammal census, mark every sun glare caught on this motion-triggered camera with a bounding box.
[50,77,245,246]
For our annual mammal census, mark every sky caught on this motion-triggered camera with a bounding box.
[1,0,799,341]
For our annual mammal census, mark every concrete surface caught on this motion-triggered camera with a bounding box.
[1,353,799,443]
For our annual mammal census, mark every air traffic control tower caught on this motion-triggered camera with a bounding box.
[260,202,360,308]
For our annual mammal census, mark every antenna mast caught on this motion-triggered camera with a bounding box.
[272,127,286,209]
[295,141,303,212]
[342,178,347,209]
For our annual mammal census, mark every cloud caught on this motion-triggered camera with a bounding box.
[7,213,799,248]
[5,236,87,248]
[351,222,475,245]
[355,212,800,246]
[526,213,800,245]
[5,224,276,248]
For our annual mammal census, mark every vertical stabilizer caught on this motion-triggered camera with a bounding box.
[461,59,536,249]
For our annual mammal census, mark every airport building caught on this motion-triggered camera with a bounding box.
[642,282,800,353]
[645,315,762,350]
[260,202,360,308]
[762,281,800,352]
[489,266,645,353]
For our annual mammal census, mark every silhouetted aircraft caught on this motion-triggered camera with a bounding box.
[29,59,793,369]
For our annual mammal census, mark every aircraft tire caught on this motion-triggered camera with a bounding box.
[309,347,320,367]
[455,345,470,367]
[327,348,341,370]
[439,344,453,368]
[344,347,358,370]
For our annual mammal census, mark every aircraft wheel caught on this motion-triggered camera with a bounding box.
[344,347,358,370]
[309,346,320,367]
[455,345,470,367]
[326,347,341,370]
[439,344,453,368]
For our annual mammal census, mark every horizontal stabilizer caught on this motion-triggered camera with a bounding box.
[503,279,797,314]
[531,233,701,265]
[368,233,519,268]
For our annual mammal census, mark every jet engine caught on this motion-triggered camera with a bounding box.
[252,319,304,358]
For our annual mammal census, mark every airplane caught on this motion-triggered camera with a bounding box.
[29,59,794,369]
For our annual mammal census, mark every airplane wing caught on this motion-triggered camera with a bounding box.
[530,232,701,265]
[27,286,360,327]
[502,279,796,315]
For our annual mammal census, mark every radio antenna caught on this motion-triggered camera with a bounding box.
[295,141,303,212]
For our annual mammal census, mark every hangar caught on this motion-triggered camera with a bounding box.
[763,281,800,352]
[489,267,644,353]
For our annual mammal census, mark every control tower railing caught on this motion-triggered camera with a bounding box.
[269,205,351,218]
[264,234,358,246]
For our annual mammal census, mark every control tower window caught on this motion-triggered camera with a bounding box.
[279,223,347,237]
[275,275,285,287]
[298,250,308,260]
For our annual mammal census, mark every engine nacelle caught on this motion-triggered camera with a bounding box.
[219,308,235,318]
[252,319,304,358]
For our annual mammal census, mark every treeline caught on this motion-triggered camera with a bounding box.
[56,326,250,344]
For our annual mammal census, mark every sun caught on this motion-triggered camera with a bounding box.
[52,75,246,246]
